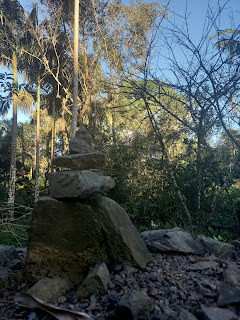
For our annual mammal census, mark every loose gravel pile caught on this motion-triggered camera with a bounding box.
[1,249,240,320]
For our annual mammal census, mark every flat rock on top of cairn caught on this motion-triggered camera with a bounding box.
[51,153,106,170]
[69,128,93,154]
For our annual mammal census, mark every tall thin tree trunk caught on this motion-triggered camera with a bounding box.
[50,94,56,171]
[34,74,41,204]
[196,130,203,219]
[8,49,18,206]
[71,0,79,139]
[20,124,25,165]
[112,109,116,144]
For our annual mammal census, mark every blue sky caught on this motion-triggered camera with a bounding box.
[1,0,239,122]
[169,0,239,40]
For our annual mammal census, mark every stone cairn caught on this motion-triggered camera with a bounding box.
[24,128,152,292]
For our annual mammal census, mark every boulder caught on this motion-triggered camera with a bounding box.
[0,245,18,267]
[91,196,152,268]
[200,305,238,320]
[199,236,235,257]
[52,153,106,170]
[69,128,93,154]
[116,289,153,320]
[24,197,108,284]
[141,228,205,255]
[48,170,115,199]
[27,277,73,302]
[74,262,110,299]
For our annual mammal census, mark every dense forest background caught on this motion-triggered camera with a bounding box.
[1,0,240,246]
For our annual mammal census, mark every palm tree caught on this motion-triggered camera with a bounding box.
[210,29,240,56]
[0,0,26,205]
[210,29,240,119]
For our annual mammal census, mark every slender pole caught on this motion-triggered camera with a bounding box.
[71,0,79,139]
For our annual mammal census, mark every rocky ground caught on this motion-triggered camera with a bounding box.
[1,244,240,320]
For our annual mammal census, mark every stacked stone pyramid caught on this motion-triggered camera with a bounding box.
[24,128,151,285]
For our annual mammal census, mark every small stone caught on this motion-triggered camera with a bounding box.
[26,277,73,301]
[179,291,187,300]
[217,282,240,306]
[187,261,219,271]
[149,286,158,296]
[117,289,153,320]
[223,263,240,286]
[57,296,67,304]
[220,250,236,260]
[178,309,198,320]
[124,266,138,275]
[74,262,110,299]
[28,312,37,320]
[0,245,18,267]
[108,281,115,289]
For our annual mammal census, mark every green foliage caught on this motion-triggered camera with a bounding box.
[207,226,233,242]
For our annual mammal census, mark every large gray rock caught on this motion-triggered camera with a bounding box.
[141,228,205,255]
[24,197,108,284]
[199,236,235,257]
[52,153,106,170]
[48,170,115,199]
[27,277,73,301]
[91,197,152,268]
[74,262,110,299]
[69,128,93,154]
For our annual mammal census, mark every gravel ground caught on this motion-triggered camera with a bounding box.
[0,249,240,320]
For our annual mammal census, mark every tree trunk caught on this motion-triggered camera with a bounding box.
[50,94,56,171]
[8,49,18,206]
[34,74,41,204]
[71,0,79,139]
[112,109,116,144]
[196,128,203,220]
